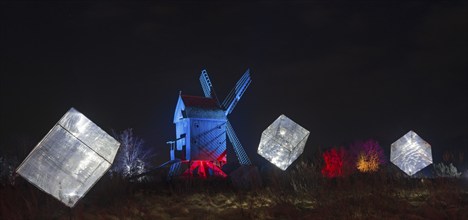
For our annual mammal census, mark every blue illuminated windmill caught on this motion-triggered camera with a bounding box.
[167,69,252,178]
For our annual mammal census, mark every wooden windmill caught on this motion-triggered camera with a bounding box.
[167,69,252,178]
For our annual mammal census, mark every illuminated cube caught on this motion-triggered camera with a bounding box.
[16,108,120,207]
[257,114,310,170]
[390,130,432,176]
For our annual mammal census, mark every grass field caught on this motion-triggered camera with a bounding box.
[1,160,467,220]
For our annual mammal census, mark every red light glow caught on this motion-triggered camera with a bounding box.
[182,160,227,178]
[321,148,346,178]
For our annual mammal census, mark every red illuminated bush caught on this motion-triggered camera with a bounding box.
[321,147,350,178]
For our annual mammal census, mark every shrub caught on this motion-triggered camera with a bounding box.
[350,139,385,173]
[433,162,461,178]
[321,147,349,178]
[0,155,19,186]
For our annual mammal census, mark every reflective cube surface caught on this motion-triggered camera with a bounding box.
[16,108,120,207]
[257,114,310,170]
[390,130,432,176]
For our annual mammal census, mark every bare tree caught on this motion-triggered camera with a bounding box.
[110,128,155,182]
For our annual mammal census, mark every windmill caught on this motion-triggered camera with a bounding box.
[167,69,252,178]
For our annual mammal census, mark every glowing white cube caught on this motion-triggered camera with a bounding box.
[16,108,120,207]
[257,114,310,170]
[390,130,432,176]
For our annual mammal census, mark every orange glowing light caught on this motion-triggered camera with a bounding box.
[356,152,380,172]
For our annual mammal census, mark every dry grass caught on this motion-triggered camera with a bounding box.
[1,160,467,220]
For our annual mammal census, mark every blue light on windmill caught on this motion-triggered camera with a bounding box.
[257,114,310,170]
[172,94,227,162]
[168,69,252,178]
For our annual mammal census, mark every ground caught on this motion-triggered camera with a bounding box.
[1,161,467,220]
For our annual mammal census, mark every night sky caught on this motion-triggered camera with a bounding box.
[1,1,467,166]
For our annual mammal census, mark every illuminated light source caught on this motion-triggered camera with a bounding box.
[257,114,310,170]
[183,160,227,178]
[390,130,432,176]
[16,108,120,207]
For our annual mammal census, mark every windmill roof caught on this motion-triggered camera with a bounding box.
[176,95,226,120]
[181,95,220,109]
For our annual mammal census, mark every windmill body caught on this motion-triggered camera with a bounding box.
[167,69,252,178]
[172,95,227,165]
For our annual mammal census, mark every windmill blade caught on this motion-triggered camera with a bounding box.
[199,69,220,104]
[222,69,251,116]
[199,69,212,98]
[226,120,251,165]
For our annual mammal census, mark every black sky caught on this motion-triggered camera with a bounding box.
[1,1,467,166]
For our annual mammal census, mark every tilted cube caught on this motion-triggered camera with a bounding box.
[16,108,120,207]
[390,130,432,176]
[257,114,310,170]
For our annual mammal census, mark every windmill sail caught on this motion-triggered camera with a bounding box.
[226,120,251,165]
[222,69,251,115]
[199,69,219,104]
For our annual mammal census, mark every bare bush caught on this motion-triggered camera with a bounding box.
[433,163,461,178]
[0,155,18,186]
[110,128,156,182]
